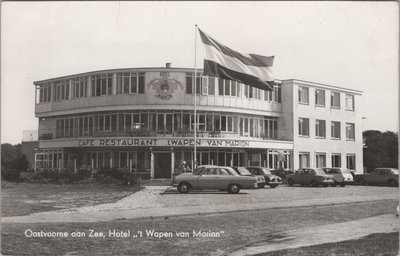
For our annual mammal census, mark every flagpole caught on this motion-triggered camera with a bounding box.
[193,24,198,171]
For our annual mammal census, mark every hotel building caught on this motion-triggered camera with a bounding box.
[32,65,363,178]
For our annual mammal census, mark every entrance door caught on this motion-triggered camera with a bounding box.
[154,153,171,178]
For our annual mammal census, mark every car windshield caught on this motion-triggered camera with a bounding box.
[315,169,326,175]
[261,167,272,174]
[236,167,252,175]
[341,169,351,174]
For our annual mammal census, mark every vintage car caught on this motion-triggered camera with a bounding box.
[172,165,258,194]
[322,167,354,187]
[231,166,266,188]
[355,168,399,186]
[286,168,334,187]
[246,166,282,188]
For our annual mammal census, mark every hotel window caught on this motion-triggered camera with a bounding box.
[345,94,355,110]
[73,78,88,98]
[37,84,52,103]
[331,121,341,139]
[299,152,310,168]
[54,81,69,101]
[224,80,231,96]
[231,81,237,96]
[185,73,193,94]
[208,77,215,95]
[298,118,309,136]
[315,89,325,106]
[91,75,112,97]
[346,154,356,171]
[201,77,208,95]
[316,153,326,168]
[331,91,340,108]
[298,86,309,104]
[315,119,326,138]
[332,153,341,167]
[346,123,355,140]
[218,79,224,95]
[275,84,282,103]
[195,76,202,94]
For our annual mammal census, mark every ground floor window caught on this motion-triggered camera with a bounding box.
[331,153,341,167]
[299,152,310,168]
[315,153,326,168]
[346,154,356,171]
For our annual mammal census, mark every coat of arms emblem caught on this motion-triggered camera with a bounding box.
[147,72,182,100]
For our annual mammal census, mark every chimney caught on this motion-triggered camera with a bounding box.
[165,62,171,68]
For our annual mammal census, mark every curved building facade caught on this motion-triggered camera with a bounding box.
[34,65,363,178]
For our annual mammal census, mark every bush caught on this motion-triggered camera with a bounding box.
[1,167,21,182]
[97,168,140,185]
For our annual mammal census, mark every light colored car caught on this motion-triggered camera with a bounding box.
[231,166,266,188]
[286,168,334,187]
[246,166,282,188]
[322,168,354,187]
[355,168,399,186]
[172,165,258,194]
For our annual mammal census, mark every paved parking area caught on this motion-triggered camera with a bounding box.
[2,185,398,223]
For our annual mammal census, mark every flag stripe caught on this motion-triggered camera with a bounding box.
[203,42,273,82]
[199,29,274,68]
[204,60,274,91]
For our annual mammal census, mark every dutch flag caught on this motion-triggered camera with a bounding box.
[199,29,275,91]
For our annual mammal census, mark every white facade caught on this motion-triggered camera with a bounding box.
[33,66,363,178]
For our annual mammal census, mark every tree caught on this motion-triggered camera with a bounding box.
[363,130,398,172]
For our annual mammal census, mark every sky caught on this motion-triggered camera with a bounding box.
[1,1,398,145]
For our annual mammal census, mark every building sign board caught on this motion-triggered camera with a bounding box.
[39,137,293,150]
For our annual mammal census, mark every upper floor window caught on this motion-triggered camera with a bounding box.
[298,86,309,104]
[185,73,202,94]
[54,80,70,101]
[315,119,326,138]
[298,117,309,136]
[345,94,355,110]
[116,72,145,95]
[331,121,341,139]
[37,84,52,103]
[73,78,88,98]
[346,123,355,140]
[91,74,112,97]
[315,89,325,106]
[331,91,340,108]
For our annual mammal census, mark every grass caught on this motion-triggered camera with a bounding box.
[260,232,399,256]
[1,181,142,217]
[1,200,397,255]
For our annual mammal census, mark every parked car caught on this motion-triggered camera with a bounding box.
[355,168,399,186]
[231,166,266,188]
[322,167,354,187]
[246,166,282,188]
[172,165,258,194]
[286,168,334,187]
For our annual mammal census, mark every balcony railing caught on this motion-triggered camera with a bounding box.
[37,127,286,141]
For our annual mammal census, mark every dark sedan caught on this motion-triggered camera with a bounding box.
[246,166,282,188]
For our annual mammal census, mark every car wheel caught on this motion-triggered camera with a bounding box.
[270,185,276,188]
[177,183,190,193]
[258,184,265,188]
[340,183,346,187]
[311,180,318,187]
[287,179,294,187]
[331,182,337,187]
[388,180,398,187]
[228,184,240,194]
